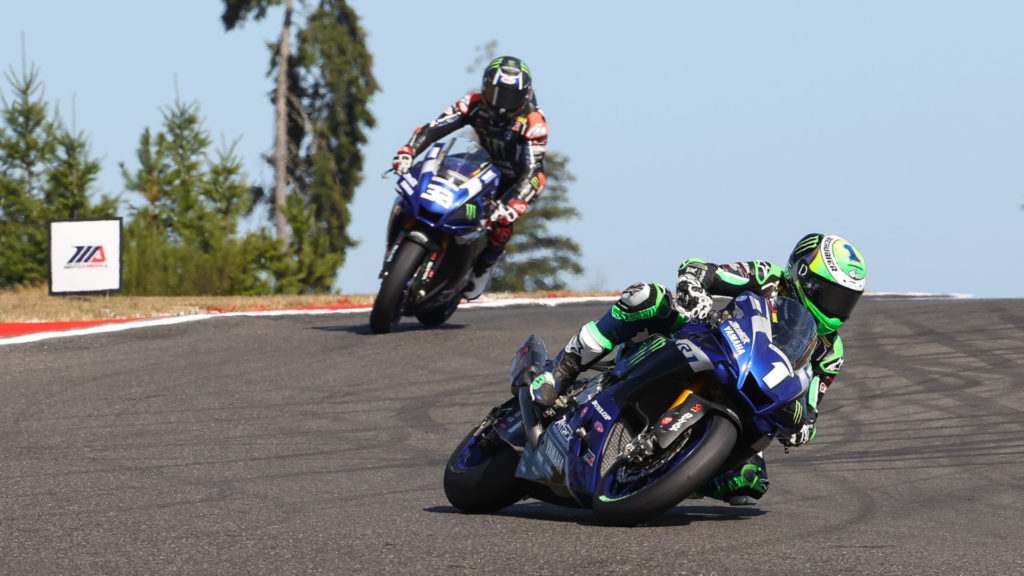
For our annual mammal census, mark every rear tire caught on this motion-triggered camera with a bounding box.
[444,425,526,513]
[592,414,738,526]
[370,241,427,334]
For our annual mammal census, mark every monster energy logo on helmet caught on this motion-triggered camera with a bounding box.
[793,234,821,257]
[487,56,531,77]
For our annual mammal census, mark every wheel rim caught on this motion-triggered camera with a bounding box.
[601,419,712,500]
[616,428,693,484]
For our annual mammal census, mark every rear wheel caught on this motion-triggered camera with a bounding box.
[370,241,427,334]
[444,417,526,513]
[592,414,737,526]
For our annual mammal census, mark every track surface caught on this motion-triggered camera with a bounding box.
[2,297,1023,575]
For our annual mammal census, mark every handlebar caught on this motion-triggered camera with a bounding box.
[704,308,731,329]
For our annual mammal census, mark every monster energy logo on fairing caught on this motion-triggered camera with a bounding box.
[465,204,477,219]
[626,335,669,367]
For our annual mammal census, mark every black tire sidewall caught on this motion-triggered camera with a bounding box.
[443,428,526,513]
[592,414,738,526]
[370,241,428,333]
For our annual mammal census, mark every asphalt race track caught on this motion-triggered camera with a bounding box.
[2,296,1023,575]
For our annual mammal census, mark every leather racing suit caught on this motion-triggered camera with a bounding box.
[402,93,549,257]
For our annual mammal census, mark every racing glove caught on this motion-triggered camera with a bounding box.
[782,423,816,447]
[780,406,817,447]
[674,274,713,321]
[490,199,528,225]
[392,145,414,175]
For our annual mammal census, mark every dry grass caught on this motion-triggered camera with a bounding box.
[0,285,376,323]
[0,285,617,323]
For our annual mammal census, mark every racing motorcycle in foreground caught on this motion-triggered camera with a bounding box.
[443,292,818,526]
[370,137,500,334]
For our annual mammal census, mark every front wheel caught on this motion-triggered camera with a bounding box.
[416,296,460,327]
[592,414,738,526]
[370,241,428,334]
[444,418,526,513]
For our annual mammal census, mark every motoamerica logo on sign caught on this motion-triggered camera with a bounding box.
[65,245,109,269]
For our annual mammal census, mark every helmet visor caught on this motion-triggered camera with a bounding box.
[482,83,527,115]
[799,273,863,322]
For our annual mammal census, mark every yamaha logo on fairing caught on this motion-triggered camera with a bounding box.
[722,323,749,354]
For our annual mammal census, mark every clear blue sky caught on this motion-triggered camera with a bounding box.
[4,1,1022,298]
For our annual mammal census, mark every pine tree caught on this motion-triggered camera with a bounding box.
[281,1,377,291]
[490,152,583,291]
[45,108,118,220]
[0,53,116,287]
[221,0,379,293]
[120,99,278,295]
[0,59,53,286]
[222,0,293,243]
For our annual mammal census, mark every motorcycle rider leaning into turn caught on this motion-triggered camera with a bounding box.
[529,233,868,505]
[391,55,549,300]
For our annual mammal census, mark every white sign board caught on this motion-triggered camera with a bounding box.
[49,218,123,294]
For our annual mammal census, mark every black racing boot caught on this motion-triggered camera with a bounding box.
[529,351,582,407]
[700,453,770,506]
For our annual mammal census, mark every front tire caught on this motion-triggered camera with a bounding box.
[444,423,526,513]
[416,297,460,327]
[370,241,428,334]
[593,414,738,526]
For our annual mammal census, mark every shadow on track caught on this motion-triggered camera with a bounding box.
[423,501,765,527]
[312,321,471,335]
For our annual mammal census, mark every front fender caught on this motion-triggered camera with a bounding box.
[402,223,443,253]
[653,393,742,450]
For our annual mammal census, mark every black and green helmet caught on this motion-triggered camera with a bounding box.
[481,56,533,118]
[785,233,867,334]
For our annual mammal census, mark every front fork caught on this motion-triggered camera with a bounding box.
[379,224,451,306]
[380,203,407,278]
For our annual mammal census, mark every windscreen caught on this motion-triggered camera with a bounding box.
[771,297,819,368]
[437,138,491,184]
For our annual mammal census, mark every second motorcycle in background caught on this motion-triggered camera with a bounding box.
[370,137,501,334]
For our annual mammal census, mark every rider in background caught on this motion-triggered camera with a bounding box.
[391,56,549,300]
[529,233,867,505]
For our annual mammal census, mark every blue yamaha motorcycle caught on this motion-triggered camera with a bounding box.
[370,137,501,334]
[443,292,818,526]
